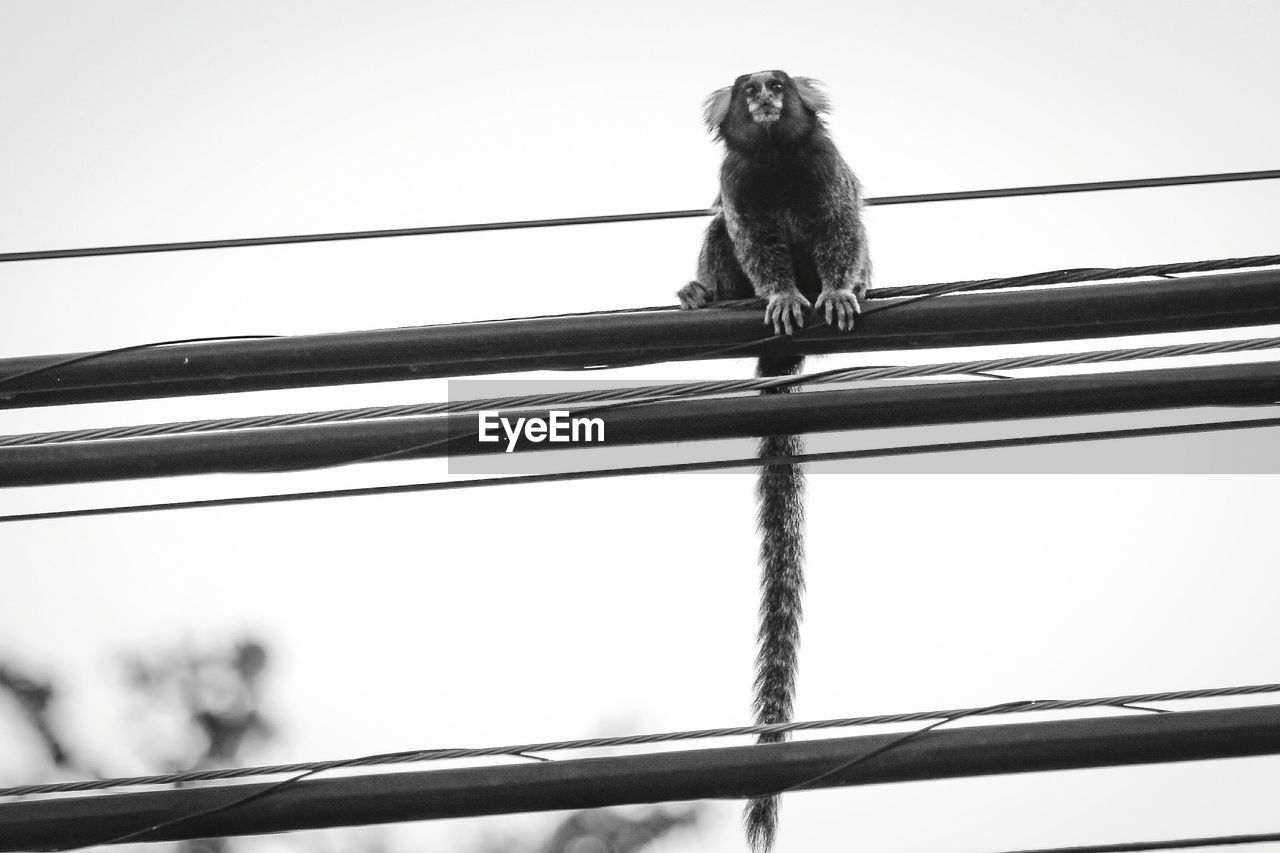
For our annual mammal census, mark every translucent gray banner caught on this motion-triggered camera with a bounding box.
[447,379,1280,475]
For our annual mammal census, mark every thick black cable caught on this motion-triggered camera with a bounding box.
[778,701,1044,798]
[50,770,322,852]
[496,254,1280,374]
[2,253,1277,394]
[36,331,1261,447]
[2,415,1277,525]
[0,257,1273,493]
[4,683,1277,798]
[2,170,1278,264]
[334,254,1280,457]
[174,345,1280,477]
[24,694,1278,852]
[0,335,281,390]
[22,704,1078,852]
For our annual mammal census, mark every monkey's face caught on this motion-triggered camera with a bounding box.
[705,70,828,150]
[737,71,788,125]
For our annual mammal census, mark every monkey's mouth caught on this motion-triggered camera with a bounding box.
[749,104,782,123]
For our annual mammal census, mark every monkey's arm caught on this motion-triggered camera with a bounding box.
[811,191,871,332]
[726,209,810,335]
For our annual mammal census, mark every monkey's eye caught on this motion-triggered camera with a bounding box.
[768,81,784,93]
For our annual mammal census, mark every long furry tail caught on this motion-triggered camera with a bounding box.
[745,355,806,853]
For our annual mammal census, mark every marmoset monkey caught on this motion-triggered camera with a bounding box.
[676,70,870,853]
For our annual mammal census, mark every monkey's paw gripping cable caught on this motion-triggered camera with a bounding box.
[1,681,1277,798]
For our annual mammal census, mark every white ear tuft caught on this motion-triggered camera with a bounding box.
[792,77,831,114]
[703,86,733,134]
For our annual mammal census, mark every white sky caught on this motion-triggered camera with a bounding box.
[2,1,1280,852]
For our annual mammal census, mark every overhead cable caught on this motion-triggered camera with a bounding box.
[981,830,1280,853]
[3,263,1280,408]
[3,415,1277,523]
[2,169,1278,264]
[4,334,1279,449]
[3,704,1280,850]
[3,362,1279,487]
[1,682,1275,797]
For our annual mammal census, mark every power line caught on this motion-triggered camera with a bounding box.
[3,704,1280,851]
[0,334,281,392]
[1,682,1273,798]
[5,334,1278,448]
[1,169,1277,264]
[4,362,1278,487]
[3,251,1272,400]
[871,253,1280,299]
[0,706,1204,850]
[3,415,1277,524]
[4,255,1279,399]
[982,831,1280,853]
[867,169,1280,205]
[2,262,1279,408]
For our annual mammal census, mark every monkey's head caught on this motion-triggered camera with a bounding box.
[703,71,830,149]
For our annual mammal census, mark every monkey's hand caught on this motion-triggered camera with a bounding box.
[764,289,812,336]
[814,287,862,332]
[677,281,713,309]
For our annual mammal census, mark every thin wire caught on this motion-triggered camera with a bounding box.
[866,254,1280,301]
[3,413,1279,524]
[2,169,1278,264]
[867,169,1280,205]
[49,769,321,851]
[778,701,1043,796]
[5,335,1278,448]
[980,830,1280,853]
[3,682,1277,798]
[770,695,1181,806]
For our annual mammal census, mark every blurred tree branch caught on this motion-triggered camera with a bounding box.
[0,663,74,769]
